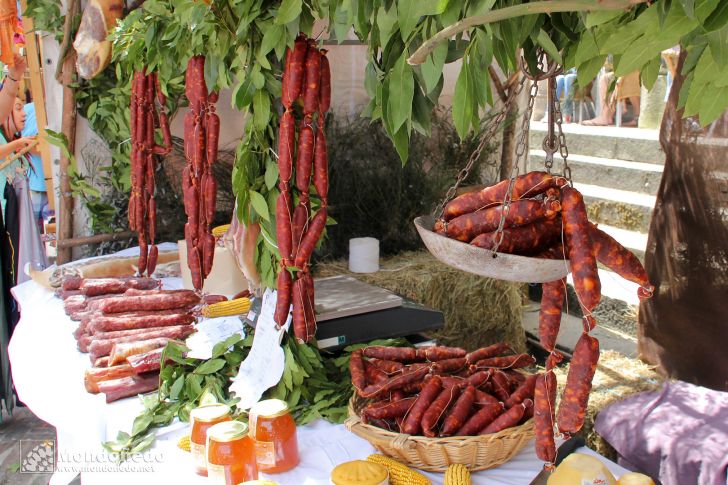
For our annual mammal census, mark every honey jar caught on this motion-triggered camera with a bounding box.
[190,403,231,476]
[248,399,299,473]
[206,421,258,484]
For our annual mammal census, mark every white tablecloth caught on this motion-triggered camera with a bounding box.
[8,248,629,484]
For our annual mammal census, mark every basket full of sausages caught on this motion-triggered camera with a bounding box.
[345,343,537,472]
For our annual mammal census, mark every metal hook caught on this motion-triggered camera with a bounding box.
[518,52,562,81]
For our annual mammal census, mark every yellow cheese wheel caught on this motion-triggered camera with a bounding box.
[547,453,617,485]
[331,460,389,485]
[617,472,655,485]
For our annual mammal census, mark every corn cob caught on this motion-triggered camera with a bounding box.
[444,463,471,485]
[211,224,231,237]
[366,454,430,485]
[177,435,190,452]
[201,297,251,318]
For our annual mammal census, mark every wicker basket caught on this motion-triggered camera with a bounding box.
[345,394,535,472]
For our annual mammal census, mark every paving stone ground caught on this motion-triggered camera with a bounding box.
[0,407,80,485]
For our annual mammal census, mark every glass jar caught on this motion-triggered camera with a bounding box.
[206,421,258,485]
[190,404,231,476]
[248,399,299,473]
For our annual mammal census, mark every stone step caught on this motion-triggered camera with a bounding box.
[529,121,663,165]
[574,182,655,233]
[529,151,663,196]
[522,302,637,357]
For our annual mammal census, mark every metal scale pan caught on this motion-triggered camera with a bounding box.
[414,215,570,283]
[415,56,574,284]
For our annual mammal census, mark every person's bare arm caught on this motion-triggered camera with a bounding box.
[0,55,26,121]
[0,137,35,161]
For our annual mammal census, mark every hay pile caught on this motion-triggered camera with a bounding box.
[314,251,526,352]
[554,350,666,459]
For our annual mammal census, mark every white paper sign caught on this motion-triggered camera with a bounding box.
[229,289,291,410]
[186,316,246,360]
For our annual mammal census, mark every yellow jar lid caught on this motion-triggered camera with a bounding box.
[250,399,289,419]
[331,460,389,485]
[208,421,248,443]
[190,404,230,423]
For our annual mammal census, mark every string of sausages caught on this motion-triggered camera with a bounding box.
[435,172,656,467]
[182,55,220,291]
[350,344,539,437]
[274,34,331,343]
[128,70,172,276]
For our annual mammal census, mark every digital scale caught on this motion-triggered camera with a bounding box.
[312,275,444,350]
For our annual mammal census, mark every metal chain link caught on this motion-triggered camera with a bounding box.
[542,76,557,173]
[552,77,573,184]
[434,74,528,220]
[492,77,539,253]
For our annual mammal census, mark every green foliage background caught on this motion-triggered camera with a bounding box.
[26,0,728,276]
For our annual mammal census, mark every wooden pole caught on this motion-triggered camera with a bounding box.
[56,0,80,264]
[55,231,135,249]
[19,1,56,210]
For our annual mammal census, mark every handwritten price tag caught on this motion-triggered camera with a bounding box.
[230,289,291,410]
[186,317,246,360]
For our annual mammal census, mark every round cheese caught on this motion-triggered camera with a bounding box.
[617,472,655,485]
[547,453,617,485]
[331,460,389,485]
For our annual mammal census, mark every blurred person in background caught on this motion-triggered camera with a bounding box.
[20,100,49,228]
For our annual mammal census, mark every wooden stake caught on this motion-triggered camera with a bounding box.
[17,3,55,209]
[55,231,135,249]
[56,0,80,264]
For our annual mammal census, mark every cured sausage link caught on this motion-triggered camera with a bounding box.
[588,223,654,299]
[539,279,566,352]
[443,172,564,221]
[436,198,561,243]
[562,186,601,313]
[534,371,557,463]
[556,332,599,436]
[98,291,200,314]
